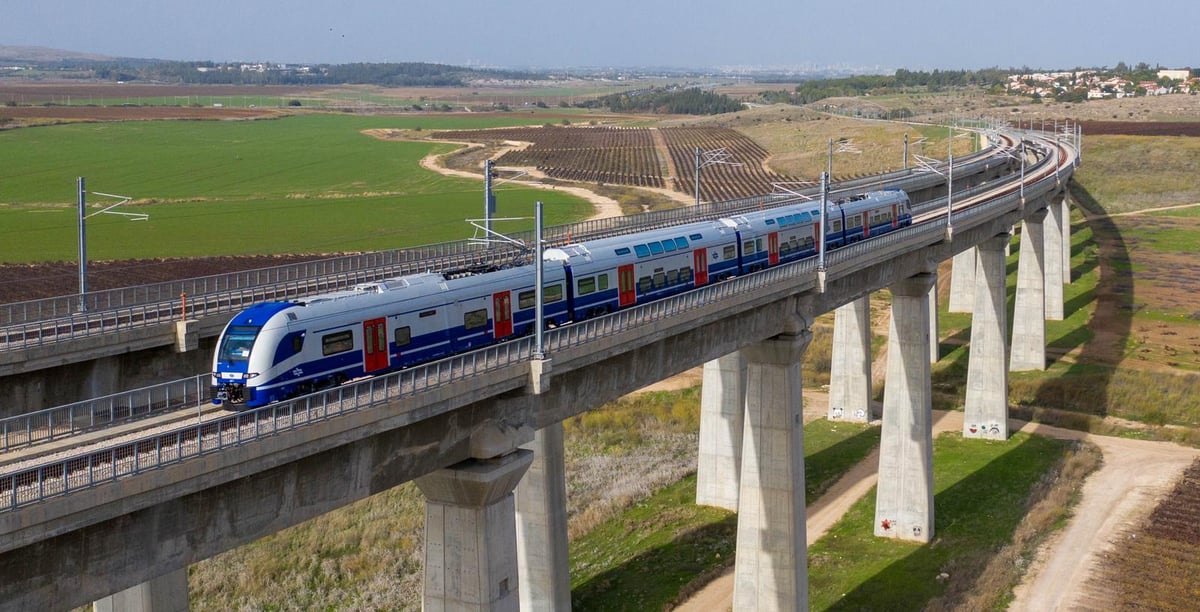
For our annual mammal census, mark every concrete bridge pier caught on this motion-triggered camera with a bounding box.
[1061,193,1072,283]
[828,297,872,422]
[964,233,1012,440]
[947,247,976,313]
[1044,193,1067,320]
[928,271,940,363]
[516,423,572,612]
[696,352,747,510]
[92,568,188,612]
[416,450,534,612]
[1011,209,1049,372]
[733,330,811,611]
[875,273,935,543]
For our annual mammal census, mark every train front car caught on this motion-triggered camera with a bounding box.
[211,302,296,408]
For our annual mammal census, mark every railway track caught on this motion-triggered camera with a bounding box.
[0,128,1077,513]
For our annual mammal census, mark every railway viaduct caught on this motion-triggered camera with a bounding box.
[0,125,1077,611]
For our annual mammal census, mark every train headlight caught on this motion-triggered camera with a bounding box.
[246,372,260,379]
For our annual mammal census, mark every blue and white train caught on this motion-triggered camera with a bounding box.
[212,189,911,408]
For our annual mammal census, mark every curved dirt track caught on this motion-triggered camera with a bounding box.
[674,407,1200,611]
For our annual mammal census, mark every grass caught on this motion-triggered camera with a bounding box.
[1073,135,1200,214]
[0,114,592,262]
[569,419,879,611]
[808,432,1071,610]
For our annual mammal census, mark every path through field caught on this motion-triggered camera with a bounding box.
[672,408,1200,611]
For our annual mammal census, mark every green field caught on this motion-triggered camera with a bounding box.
[0,114,593,262]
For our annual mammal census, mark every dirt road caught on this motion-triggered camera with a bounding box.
[673,408,1200,611]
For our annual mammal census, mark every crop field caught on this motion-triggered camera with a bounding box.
[0,113,592,266]
[1083,459,1200,610]
[429,124,801,201]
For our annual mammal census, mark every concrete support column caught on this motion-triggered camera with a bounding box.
[928,271,940,363]
[964,233,1011,440]
[734,331,811,612]
[516,424,571,612]
[947,247,976,313]
[417,450,534,612]
[93,568,188,612]
[1061,194,1072,283]
[828,297,872,422]
[1044,195,1066,320]
[1012,209,1049,372]
[875,273,936,543]
[696,353,747,510]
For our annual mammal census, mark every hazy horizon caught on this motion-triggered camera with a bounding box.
[1,1,1196,72]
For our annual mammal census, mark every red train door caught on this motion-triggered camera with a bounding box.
[767,232,780,265]
[363,318,389,373]
[693,249,709,286]
[492,291,512,339]
[618,264,636,307]
[862,212,871,238]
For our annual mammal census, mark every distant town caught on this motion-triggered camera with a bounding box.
[1006,68,1198,100]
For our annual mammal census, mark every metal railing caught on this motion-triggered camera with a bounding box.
[0,143,1007,351]
[0,375,212,452]
[0,159,1064,512]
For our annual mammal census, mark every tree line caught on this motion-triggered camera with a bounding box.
[579,87,744,115]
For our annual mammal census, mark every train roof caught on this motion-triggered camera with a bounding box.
[545,218,737,268]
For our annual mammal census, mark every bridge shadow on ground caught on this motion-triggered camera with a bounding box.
[816,432,1069,610]
[931,181,1131,421]
[1025,182,1132,420]
[570,426,881,611]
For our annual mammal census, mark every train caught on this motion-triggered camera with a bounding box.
[212,189,912,408]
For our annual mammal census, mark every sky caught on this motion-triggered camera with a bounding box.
[1,0,1195,72]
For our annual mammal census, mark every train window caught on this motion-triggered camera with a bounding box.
[661,239,676,252]
[638,276,653,293]
[689,233,703,241]
[648,242,664,255]
[395,326,411,347]
[681,267,693,281]
[322,330,354,356]
[518,290,535,310]
[615,247,632,256]
[635,244,651,258]
[653,271,666,287]
[666,270,679,285]
[723,245,736,260]
[218,325,260,363]
[756,238,763,252]
[464,309,488,330]
[578,276,596,295]
[743,240,755,254]
[544,284,563,304]
[292,334,304,353]
[766,219,776,225]
[597,274,609,291]
[833,220,842,232]
[419,309,437,318]
[675,237,689,249]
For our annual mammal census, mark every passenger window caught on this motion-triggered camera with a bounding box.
[681,267,693,281]
[661,240,676,252]
[597,274,609,291]
[653,272,666,287]
[578,276,596,295]
[544,284,563,303]
[464,309,488,330]
[723,245,736,260]
[518,290,536,310]
[743,240,755,254]
[635,244,651,258]
[756,238,763,252]
[638,276,653,293]
[649,242,664,255]
[666,270,679,285]
[395,326,411,347]
[322,330,354,356]
[675,237,689,249]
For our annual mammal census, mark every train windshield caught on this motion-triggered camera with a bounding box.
[218,325,261,363]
